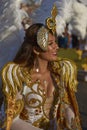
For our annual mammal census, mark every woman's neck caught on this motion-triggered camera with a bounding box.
[34,57,49,74]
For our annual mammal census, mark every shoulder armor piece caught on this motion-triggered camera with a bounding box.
[1,62,24,120]
[1,62,23,97]
[50,57,78,92]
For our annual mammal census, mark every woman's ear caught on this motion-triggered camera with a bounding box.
[33,47,40,55]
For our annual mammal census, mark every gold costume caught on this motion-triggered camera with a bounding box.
[1,57,82,130]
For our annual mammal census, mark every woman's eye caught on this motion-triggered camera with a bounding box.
[48,42,53,45]
[55,40,58,44]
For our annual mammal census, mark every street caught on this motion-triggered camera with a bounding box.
[76,81,87,130]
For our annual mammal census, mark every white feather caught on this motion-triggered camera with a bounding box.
[0,0,24,42]
[55,0,73,36]
[70,1,87,39]
[56,15,66,36]
[78,0,87,6]
[0,0,42,71]
[0,0,43,41]
[55,0,87,39]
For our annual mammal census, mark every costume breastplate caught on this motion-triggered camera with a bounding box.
[20,82,58,126]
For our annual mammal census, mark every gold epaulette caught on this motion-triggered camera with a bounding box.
[50,57,78,92]
[1,62,24,130]
[1,62,25,96]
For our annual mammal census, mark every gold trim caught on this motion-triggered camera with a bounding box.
[6,96,16,130]
[1,60,82,130]
[1,62,24,130]
[46,4,58,34]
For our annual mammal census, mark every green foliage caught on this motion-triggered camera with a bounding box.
[58,48,87,70]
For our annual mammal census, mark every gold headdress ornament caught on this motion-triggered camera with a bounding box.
[37,5,58,51]
[46,4,58,34]
[37,26,49,51]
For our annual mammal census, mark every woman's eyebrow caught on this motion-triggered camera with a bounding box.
[48,39,54,42]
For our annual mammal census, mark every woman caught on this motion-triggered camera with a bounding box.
[1,23,82,130]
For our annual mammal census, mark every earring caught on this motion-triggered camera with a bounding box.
[34,55,39,73]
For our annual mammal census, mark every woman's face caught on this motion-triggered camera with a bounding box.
[39,33,59,61]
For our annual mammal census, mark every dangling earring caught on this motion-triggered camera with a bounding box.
[34,54,40,73]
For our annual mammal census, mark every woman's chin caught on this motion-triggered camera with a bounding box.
[49,56,57,61]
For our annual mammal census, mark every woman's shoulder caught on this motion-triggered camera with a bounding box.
[1,62,24,96]
[1,61,21,87]
[1,62,20,75]
[2,61,18,67]
[50,57,77,73]
[51,57,78,92]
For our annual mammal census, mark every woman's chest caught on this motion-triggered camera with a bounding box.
[22,83,59,119]
[22,83,52,108]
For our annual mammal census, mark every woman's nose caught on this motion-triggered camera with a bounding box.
[56,45,59,50]
[53,42,59,50]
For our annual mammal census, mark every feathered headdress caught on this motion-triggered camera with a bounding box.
[46,0,87,39]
